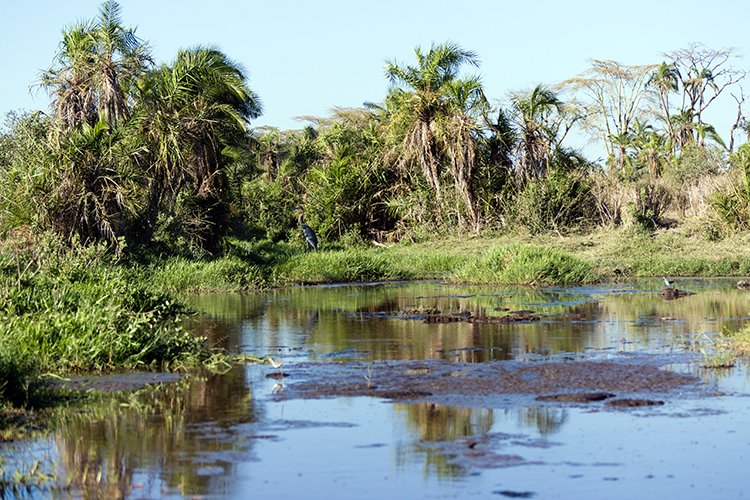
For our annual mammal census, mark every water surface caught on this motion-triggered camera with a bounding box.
[3,278,750,498]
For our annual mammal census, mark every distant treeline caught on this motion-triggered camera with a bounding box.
[2,0,750,255]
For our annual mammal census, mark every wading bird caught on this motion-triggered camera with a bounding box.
[663,276,675,288]
[296,207,318,251]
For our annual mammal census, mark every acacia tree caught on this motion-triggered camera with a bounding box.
[668,44,744,137]
[565,60,656,171]
[384,42,487,228]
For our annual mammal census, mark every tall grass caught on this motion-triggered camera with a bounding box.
[0,242,209,405]
[144,256,268,295]
[0,348,36,406]
[276,248,398,283]
[451,243,597,285]
[722,325,750,357]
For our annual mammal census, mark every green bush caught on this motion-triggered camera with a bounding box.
[669,143,724,181]
[0,111,53,235]
[514,169,592,234]
[0,242,208,379]
[710,144,750,233]
[626,181,671,231]
[241,177,298,242]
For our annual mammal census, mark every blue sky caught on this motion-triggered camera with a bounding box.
[2,0,749,150]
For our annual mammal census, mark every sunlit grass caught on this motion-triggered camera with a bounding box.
[721,325,750,358]
[0,245,212,407]
[276,248,397,283]
[700,351,737,369]
[450,243,597,285]
[143,255,267,295]
[139,228,750,294]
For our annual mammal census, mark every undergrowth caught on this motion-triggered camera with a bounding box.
[0,241,210,407]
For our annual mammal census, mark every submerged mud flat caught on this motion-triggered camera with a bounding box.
[271,355,704,407]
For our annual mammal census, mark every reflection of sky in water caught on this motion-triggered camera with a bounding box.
[197,371,750,499]
[2,279,750,498]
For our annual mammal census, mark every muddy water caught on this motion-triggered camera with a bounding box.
[4,278,750,498]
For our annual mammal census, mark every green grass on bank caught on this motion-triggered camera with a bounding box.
[450,243,597,285]
[142,226,750,295]
[4,225,750,410]
[0,244,210,407]
[536,226,750,277]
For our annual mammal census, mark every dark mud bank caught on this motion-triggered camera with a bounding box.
[269,356,708,408]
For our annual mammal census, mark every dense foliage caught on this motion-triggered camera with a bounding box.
[0,238,207,405]
[2,3,749,250]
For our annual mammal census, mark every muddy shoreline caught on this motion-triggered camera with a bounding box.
[45,353,708,411]
[267,354,709,409]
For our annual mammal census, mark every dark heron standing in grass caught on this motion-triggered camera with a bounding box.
[663,276,675,288]
[296,207,318,251]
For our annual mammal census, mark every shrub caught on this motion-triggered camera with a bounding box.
[514,169,593,234]
[0,242,208,377]
[626,181,672,231]
[241,177,297,242]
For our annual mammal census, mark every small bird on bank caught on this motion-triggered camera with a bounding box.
[663,276,676,288]
[296,206,318,251]
[267,357,283,369]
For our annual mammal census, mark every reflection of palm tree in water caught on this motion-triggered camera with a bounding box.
[54,366,257,497]
[513,406,568,435]
[394,403,494,478]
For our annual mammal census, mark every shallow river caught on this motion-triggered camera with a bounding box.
[4,278,750,498]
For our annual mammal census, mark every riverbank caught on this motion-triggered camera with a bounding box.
[0,241,212,411]
[144,226,750,295]
[3,225,750,415]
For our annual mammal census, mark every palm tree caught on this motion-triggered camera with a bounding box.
[40,0,151,136]
[133,46,262,249]
[384,42,486,228]
[49,118,142,245]
[41,23,97,134]
[670,109,696,149]
[484,108,516,173]
[511,85,565,179]
[253,127,283,179]
[89,0,151,127]
[608,130,635,172]
[439,78,487,227]
[648,62,680,152]
[631,121,668,178]
[384,42,480,200]
[38,0,150,247]
[695,122,725,149]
